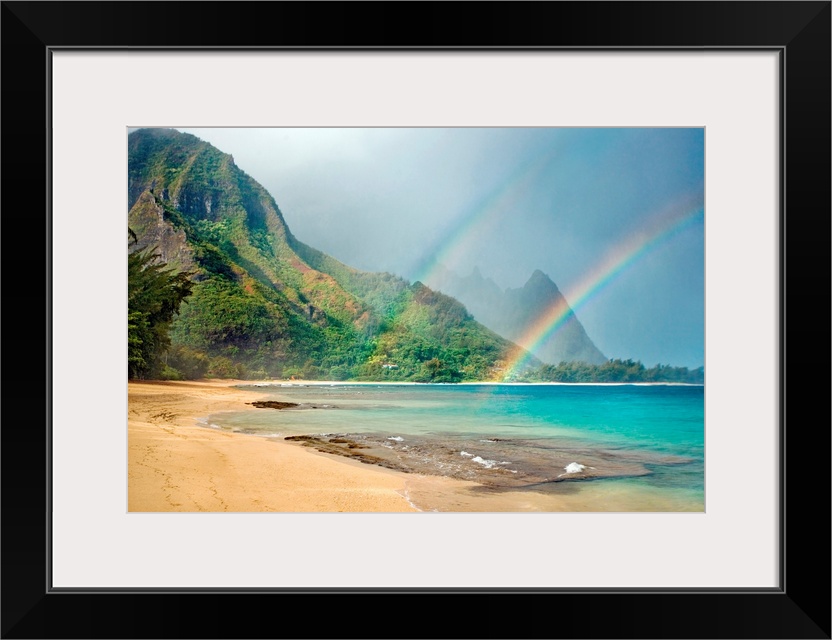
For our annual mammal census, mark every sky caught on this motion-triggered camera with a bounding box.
[174,127,705,368]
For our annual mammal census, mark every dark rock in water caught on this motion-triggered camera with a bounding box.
[284,434,400,470]
[248,401,299,410]
[280,431,693,494]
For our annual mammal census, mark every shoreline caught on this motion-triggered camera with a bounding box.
[128,379,427,512]
[129,378,703,512]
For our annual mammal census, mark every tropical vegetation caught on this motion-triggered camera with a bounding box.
[127,232,193,379]
[518,359,704,384]
[127,128,527,381]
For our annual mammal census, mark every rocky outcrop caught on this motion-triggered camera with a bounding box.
[128,190,195,272]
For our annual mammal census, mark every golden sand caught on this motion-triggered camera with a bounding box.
[128,379,420,512]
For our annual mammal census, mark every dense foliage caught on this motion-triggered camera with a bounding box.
[518,359,704,384]
[128,234,193,379]
[126,129,528,382]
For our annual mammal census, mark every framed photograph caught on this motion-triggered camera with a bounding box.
[3,2,829,638]
[124,124,708,517]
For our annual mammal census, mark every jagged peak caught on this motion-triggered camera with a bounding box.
[523,269,560,293]
[528,268,548,281]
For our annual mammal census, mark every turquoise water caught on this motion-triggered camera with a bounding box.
[206,383,704,512]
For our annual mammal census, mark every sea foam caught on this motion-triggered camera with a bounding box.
[557,462,597,478]
[472,456,499,469]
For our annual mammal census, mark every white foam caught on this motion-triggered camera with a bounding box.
[460,451,474,457]
[557,462,596,477]
[471,456,499,469]
[387,436,404,442]
[400,485,424,512]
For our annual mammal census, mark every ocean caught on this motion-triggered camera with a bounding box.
[202,383,705,512]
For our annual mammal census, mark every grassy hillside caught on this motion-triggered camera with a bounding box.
[128,128,531,381]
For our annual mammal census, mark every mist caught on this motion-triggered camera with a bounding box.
[177,127,705,368]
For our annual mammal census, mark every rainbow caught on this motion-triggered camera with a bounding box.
[504,197,704,377]
[411,149,556,286]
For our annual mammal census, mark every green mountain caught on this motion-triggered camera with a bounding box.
[426,266,607,366]
[127,128,534,381]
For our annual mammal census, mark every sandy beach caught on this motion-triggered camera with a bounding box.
[128,379,422,512]
[129,379,702,513]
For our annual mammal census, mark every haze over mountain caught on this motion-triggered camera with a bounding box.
[175,127,705,369]
[426,266,607,366]
[128,128,536,381]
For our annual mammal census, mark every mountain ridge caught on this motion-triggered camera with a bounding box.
[128,128,536,381]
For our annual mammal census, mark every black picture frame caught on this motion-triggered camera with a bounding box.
[2,2,829,638]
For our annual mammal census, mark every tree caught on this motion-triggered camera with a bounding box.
[128,232,193,378]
